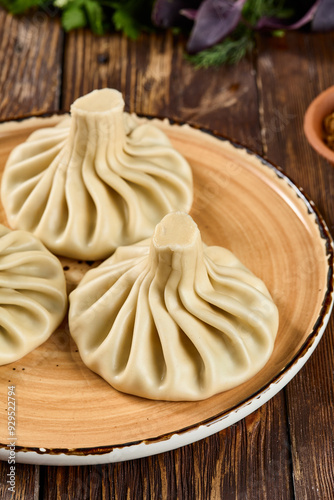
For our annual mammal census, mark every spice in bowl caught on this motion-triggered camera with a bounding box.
[323,111,334,151]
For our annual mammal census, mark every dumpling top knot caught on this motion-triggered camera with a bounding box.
[153,211,198,249]
[71,88,125,115]
[1,89,193,260]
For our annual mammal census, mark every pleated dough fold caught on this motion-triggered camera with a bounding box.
[0,225,67,365]
[1,89,193,260]
[69,212,279,401]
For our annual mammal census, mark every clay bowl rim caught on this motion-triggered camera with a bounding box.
[304,85,334,164]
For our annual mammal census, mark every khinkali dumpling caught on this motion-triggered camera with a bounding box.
[0,225,67,365]
[1,89,193,260]
[69,212,279,401]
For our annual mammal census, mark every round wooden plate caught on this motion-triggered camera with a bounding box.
[0,116,333,465]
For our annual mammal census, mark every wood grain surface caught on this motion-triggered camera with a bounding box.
[0,6,333,499]
[0,9,63,120]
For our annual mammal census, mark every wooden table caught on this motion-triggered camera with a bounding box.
[0,7,333,499]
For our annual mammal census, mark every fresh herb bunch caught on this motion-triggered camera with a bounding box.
[0,0,331,66]
[0,0,48,15]
[184,26,255,68]
[0,0,155,38]
[155,0,323,66]
[187,0,294,67]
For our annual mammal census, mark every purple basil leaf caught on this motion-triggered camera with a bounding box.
[152,0,201,28]
[256,0,321,30]
[312,0,334,31]
[186,0,247,54]
[180,8,198,20]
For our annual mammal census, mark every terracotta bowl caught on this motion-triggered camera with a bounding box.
[304,85,334,163]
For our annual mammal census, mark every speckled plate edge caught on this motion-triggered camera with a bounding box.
[0,114,333,465]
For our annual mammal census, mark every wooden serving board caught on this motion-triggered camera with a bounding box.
[0,116,332,460]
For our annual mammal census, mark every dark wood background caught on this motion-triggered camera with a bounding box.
[0,7,333,499]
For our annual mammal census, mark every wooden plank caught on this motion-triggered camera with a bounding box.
[0,7,64,120]
[257,31,334,500]
[62,31,261,151]
[0,462,39,499]
[40,465,102,499]
[58,29,294,499]
[217,398,293,500]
